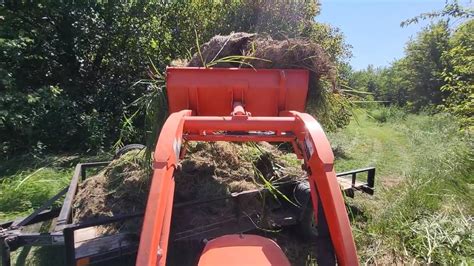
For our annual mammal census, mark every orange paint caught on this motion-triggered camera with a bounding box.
[198,235,290,266]
[137,68,358,266]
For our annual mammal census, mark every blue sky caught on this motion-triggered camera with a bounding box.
[317,0,450,70]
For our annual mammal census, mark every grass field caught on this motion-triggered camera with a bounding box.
[0,154,110,222]
[1,107,472,265]
[329,108,473,264]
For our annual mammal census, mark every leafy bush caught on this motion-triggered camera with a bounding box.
[1,86,77,154]
[441,19,474,130]
[0,1,351,157]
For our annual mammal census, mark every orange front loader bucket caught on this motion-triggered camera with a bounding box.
[137,67,358,266]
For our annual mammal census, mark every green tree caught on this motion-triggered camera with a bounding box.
[399,0,473,124]
[401,0,473,27]
[378,59,410,106]
[0,1,352,157]
[0,2,217,155]
[402,22,451,110]
[351,23,452,110]
[441,19,474,129]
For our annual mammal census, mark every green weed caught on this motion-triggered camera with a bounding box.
[332,108,473,264]
[0,154,110,221]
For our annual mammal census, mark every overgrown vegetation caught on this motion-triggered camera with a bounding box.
[0,153,109,221]
[329,107,473,264]
[0,1,351,157]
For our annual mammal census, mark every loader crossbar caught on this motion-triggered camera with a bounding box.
[139,112,359,265]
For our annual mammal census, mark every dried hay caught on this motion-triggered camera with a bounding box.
[244,36,335,83]
[188,32,256,67]
[73,150,149,234]
[187,32,335,85]
[73,142,305,235]
[184,32,352,131]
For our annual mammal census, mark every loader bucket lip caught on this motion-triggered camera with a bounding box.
[166,67,310,116]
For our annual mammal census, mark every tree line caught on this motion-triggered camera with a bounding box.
[346,1,473,129]
[1,1,471,158]
[0,1,349,157]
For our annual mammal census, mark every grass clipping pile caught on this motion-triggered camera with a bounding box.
[73,150,150,234]
[182,32,335,87]
[73,142,304,234]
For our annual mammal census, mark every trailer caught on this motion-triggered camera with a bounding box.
[1,67,376,266]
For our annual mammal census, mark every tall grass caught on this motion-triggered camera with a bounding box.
[0,168,71,221]
[0,155,72,221]
[0,154,109,222]
[331,107,473,264]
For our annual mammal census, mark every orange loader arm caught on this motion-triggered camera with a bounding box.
[136,68,358,266]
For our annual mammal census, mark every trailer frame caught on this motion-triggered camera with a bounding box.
[0,161,374,266]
